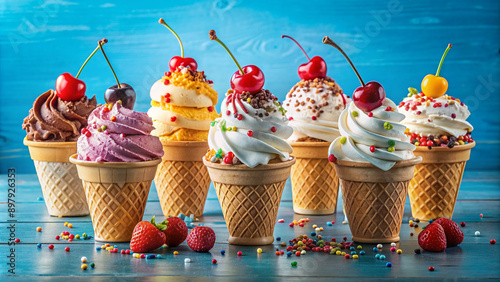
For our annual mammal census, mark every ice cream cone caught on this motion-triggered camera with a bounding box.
[70,155,160,242]
[334,157,421,243]
[204,157,295,245]
[289,142,339,215]
[154,141,211,217]
[24,139,89,217]
[408,142,474,221]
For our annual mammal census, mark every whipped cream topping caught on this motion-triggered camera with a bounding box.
[208,89,293,168]
[283,77,350,142]
[399,93,473,137]
[329,98,417,171]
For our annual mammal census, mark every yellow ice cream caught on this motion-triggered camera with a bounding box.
[147,66,219,141]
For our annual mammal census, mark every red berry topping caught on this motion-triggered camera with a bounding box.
[186,226,216,252]
[433,218,464,247]
[163,217,188,247]
[130,216,168,253]
[418,223,447,252]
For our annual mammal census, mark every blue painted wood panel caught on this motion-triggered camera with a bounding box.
[1,0,499,172]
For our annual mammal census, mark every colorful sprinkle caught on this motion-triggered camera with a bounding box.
[475,231,481,236]
[271,127,277,133]
[491,239,496,245]
[388,140,395,147]
[428,266,435,271]
[340,137,347,144]
[184,258,191,263]
[291,261,297,267]
[81,264,88,270]
[386,262,392,267]
[328,154,337,163]
[384,122,393,130]
[257,248,262,254]
[368,112,373,117]
[81,257,87,263]
[352,111,359,117]
[36,227,42,232]
[388,147,395,152]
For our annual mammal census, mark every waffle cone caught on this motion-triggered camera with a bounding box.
[289,142,339,215]
[70,155,161,242]
[154,141,211,217]
[24,139,89,216]
[408,142,474,221]
[204,157,295,245]
[334,158,421,243]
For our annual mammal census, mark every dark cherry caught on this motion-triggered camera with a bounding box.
[353,81,386,112]
[230,65,265,94]
[323,36,385,112]
[298,56,327,80]
[55,73,86,101]
[105,83,136,109]
[210,30,265,94]
[282,35,327,80]
[169,56,197,72]
[98,39,136,109]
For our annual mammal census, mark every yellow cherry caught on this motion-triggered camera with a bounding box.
[421,44,452,98]
[421,74,448,98]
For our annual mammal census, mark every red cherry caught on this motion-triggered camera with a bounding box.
[298,56,327,80]
[55,73,86,101]
[230,65,265,94]
[169,56,198,72]
[352,81,386,112]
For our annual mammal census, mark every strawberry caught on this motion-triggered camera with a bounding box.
[130,216,167,253]
[433,218,464,247]
[163,217,188,247]
[418,223,447,252]
[187,226,216,252]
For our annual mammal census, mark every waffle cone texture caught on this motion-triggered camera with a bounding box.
[408,142,474,221]
[154,141,211,217]
[24,139,89,216]
[334,158,421,243]
[70,155,160,242]
[289,142,339,215]
[204,157,295,245]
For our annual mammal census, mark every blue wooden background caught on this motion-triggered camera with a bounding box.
[1,0,499,173]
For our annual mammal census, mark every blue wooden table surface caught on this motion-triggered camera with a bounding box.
[0,0,499,172]
[0,171,499,280]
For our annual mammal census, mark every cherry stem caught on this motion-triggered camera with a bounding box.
[159,18,184,58]
[98,39,121,88]
[435,43,452,77]
[76,41,106,79]
[322,36,365,87]
[281,35,310,61]
[209,30,245,75]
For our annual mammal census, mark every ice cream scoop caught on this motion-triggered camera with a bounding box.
[207,89,293,168]
[283,77,350,142]
[329,98,417,171]
[77,102,163,162]
[23,89,97,142]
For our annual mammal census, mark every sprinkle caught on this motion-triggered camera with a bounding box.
[65,247,70,252]
[247,130,253,137]
[14,238,20,243]
[37,243,42,248]
[257,248,262,253]
[170,116,177,122]
[328,154,337,163]
[384,122,393,130]
[81,257,87,263]
[416,111,422,115]
[386,262,392,267]
[377,244,383,249]
[68,224,73,228]
[212,259,217,264]
[301,250,306,255]
[390,247,396,252]
[173,251,179,255]
[295,251,301,256]
[375,254,381,259]
[207,106,214,112]
[147,255,156,259]
[385,106,392,111]
[237,114,243,120]
[388,147,395,152]
[368,112,373,117]
[64,222,68,226]
[373,247,378,252]
[85,131,91,137]
[352,111,359,117]
[81,264,88,270]
[277,219,285,223]
[397,249,402,254]
[288,117,293,121]
[110,116,116,122]
[312,116,317,120]
[451,113,456,119]
[140,254,146,259]
[480,213,483,218]
[221,250,225,255]
[291,261,297,267]
[428,266,435,271]
[475,231,480,236]
[414,248,421,254]
[369,145,375,153]
[340,137,347,144]
[36,227,42,232]
[380,255,386,260]
[165,97,171,103]
[49,244,54,250]
[247,98,251,103]
[184,258,191,263]
[163,79,170,85]
[388,140,395,147]
[491,239,496,244]
[103,107,110,113]
[271,127,277,133]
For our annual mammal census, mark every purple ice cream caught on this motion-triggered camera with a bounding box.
[77,102,164,162]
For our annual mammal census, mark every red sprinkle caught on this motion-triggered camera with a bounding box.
[165,93,171,98]
[460,222,466,227]
[368,112,373,117]
[295,251,301,256]
[103,107,110,113]
[170,116,177,122]
[299,223,304,227]
[411,105,417,111]
[416,111,422,115]
[163,79,170,85]
[48,244,54,250]
[165,97,171,103]
[289,117,293,121]
[207,106,214,112]
[223,155,233,164]
[271,126,277,133]
[445,103,448,107]
[237,251,243,256]
[121,133,126,138]
[385,106,392,111]
[111,116,117,122]
[328,154,337,163]
[451,113,456,119]
[289,223,294,227]
[140,254,146,259]
[312,116,317,120]
[15,238,20,243]
[121,250,126,254]
[212,259,217,264]
[247,131,253,137]
[370,145,375,153]
[226,110,231,116]
[208,80,213,84]
[428,266,435,271]
[165,72,171,77]
[491,239,496,245]
[65,247,70,252]
[237,114,243,120]
[344,254,350,259]
[55,235,60,240]
[85,131,91,137]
